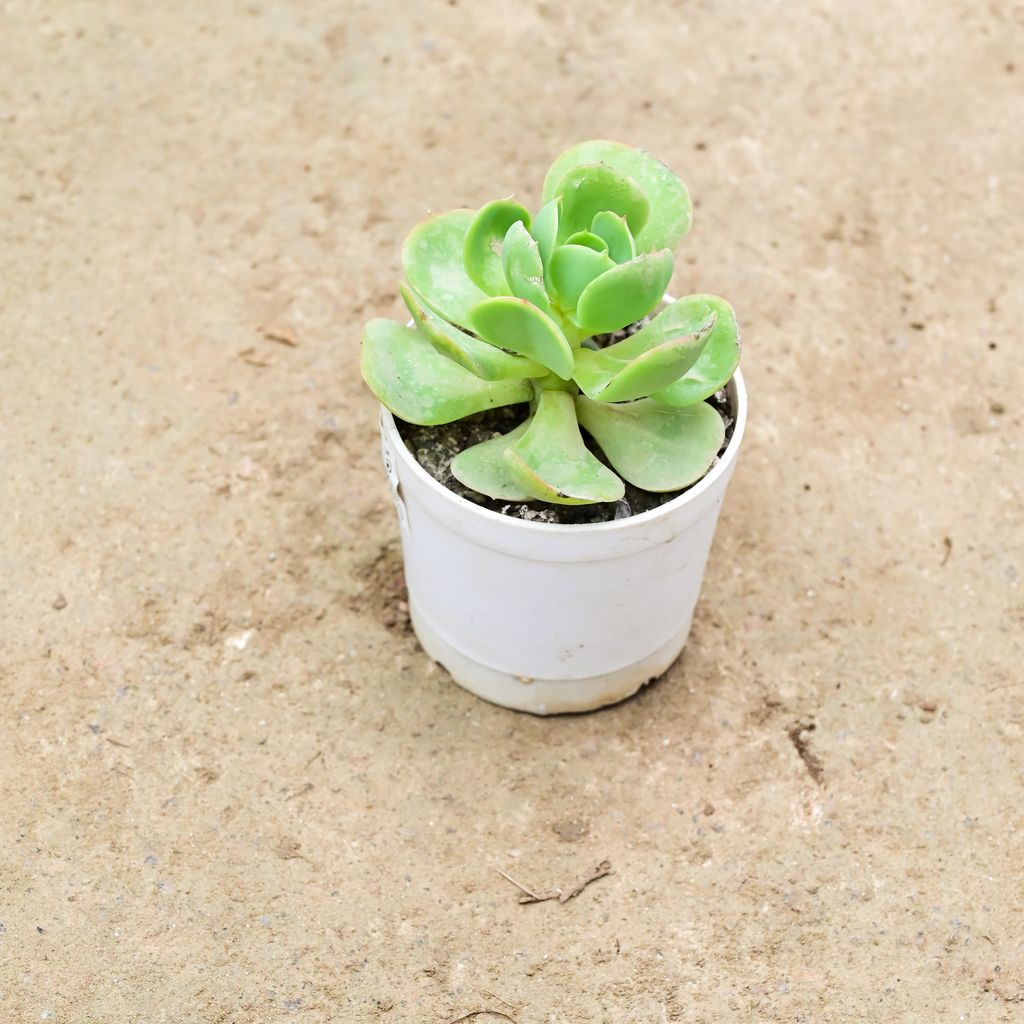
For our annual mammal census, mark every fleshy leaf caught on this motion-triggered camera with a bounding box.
[470,297,575,380]
[576,396,724,491]
[400,282,546,382]
[590,211,636,263]
[555,163,650,242]
[463,199,531,296]
[563,230,609,253]
[504,390,625,505]
[573,308,716,402]
[548,244,615,312]
[575,249,674,334]
[609,295,716,357]
[361,319,531,425]
[501,221,552,316]
[402,210,489,330]
[542,140,692,251]
[449,420,532,501]
[650,295,741,406]
[530,197,560,272]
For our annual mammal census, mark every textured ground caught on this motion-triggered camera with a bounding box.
[2,1,1022,1021]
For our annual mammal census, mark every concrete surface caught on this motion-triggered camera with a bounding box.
[2,1,1022,1021]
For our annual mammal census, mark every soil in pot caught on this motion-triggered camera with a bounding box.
[396,319,738,526]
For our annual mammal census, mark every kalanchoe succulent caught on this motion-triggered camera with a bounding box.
[361,140,741,506]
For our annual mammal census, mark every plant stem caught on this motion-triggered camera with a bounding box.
[531,373,579,400]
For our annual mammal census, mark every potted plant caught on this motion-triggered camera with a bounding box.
[361,140,746,714]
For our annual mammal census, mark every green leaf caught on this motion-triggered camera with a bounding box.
[650,295,741,406]
[542,140,692,251]
[402,210,489,330]
[400,282,546,382]
[548,244,615,312]
[361,319,531,425]
[470,297,575,380]
[576,396,725,491]
[530,197,560,271]
[563,230,609,253]
[573,307,716,402]
[575,249,674,334]
[501,221,552,316]
[608,295,716,358]
[463,198,531,296]
[504,391,625,505]
[554,163,650,242]
[449,420,532,501]
[590,211,636,263]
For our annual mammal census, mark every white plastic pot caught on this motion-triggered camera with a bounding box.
[378,370,747,715]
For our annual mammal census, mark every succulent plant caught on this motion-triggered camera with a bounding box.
[361,140,740,506]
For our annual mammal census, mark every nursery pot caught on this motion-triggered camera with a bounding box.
[378,370,747,715]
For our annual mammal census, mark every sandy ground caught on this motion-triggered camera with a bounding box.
[2,1,1023,1021]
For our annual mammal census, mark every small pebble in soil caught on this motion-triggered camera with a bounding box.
[396,317,736,525]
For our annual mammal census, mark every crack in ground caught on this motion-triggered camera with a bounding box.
[787,717,825,785]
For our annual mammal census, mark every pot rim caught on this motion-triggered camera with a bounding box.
[381,366,747,535]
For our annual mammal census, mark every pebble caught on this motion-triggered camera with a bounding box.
[225,629,255,651]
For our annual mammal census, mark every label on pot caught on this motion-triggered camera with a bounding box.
[379,416,409,533]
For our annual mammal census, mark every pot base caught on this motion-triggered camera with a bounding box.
[409,598,691,715]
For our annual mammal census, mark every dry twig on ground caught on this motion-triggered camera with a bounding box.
[497,860,613,905]
[447,1011,517,1024]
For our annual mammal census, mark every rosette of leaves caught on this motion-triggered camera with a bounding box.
[361,140,740,506]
